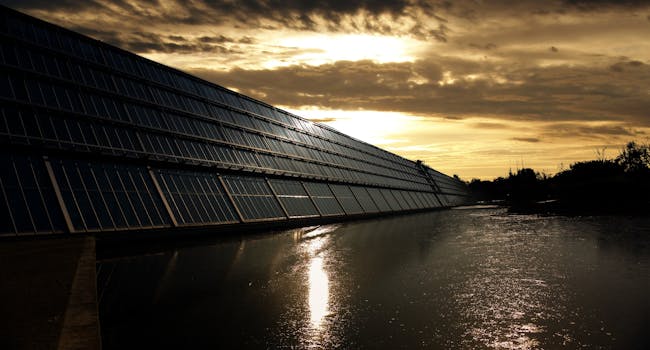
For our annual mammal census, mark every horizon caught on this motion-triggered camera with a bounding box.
[4,0,649,180]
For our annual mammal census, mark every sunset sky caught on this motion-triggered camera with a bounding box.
[5,0,650,179]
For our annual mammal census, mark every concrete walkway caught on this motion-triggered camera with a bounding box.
[0,236,101,350]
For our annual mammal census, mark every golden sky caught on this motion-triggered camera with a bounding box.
[7,0,650,179]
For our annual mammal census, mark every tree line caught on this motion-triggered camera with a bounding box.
[467,142,650,214]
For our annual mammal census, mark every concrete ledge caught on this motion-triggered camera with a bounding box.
[57,237,101,350]
[0,236,101,350]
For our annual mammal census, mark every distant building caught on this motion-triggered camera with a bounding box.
[0,6,469,237]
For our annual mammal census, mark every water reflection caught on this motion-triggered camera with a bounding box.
[298,225,339,343]
[306,231,331,333]
[308,255,329,328]
[294,224,341,241]
[454,214,562,349]
[98,210,650,349]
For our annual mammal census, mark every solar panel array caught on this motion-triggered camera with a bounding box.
[0,6,470,236]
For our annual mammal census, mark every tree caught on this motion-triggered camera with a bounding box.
[615,142,650,172]
[507,168,545,202]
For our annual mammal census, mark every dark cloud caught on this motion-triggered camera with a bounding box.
[426,23,449,43]
[471,122,512,129]
[1,0,96,11]
[66,28,246,54]
[512,137,541,143]
[194,35,256,44]
[540,123,636,140]
[562,0,650,10]
[4,0,453,40]
[197,35,235,44]
[190,57,650,126]
[9,0,649,47]
[168,35,188,42]
[238,36,256,44]
[307,117,338,123]
[469,43,497,50]
[609,60,645,72]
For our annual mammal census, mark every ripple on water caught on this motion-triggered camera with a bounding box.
[448,213,575,349]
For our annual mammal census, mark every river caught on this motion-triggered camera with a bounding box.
[97,207,650,349]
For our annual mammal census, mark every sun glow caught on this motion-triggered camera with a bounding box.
[285,108,415,146]
[265,34,416,68]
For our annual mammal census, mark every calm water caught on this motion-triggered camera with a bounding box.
[98,208,650,349]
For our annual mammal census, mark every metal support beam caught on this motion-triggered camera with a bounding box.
[43,156,75,234]
[301,181,322,217]
[218,175,245,223]
[347,186,366,214]
[327,183,347,215]
[364,188,382,213]
[147,167,179,227]
[266,178,290,219]
[415,160,444,207]
[377,190,393,211]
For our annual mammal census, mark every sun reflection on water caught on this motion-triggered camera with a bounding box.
[302,225,339,345]
[308,255,329,329]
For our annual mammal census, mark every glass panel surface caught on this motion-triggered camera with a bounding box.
[156,169,238,225]
[329,184,363,214]
[350,186,379,213]
[222,175,284,221]
[0,155,66,235]
[49,159,171,231]
[367,187,391,212]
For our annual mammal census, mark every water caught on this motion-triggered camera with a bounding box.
[97,208,650,349]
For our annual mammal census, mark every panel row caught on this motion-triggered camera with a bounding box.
[0,37,427,184]
[0,75,427,190]
[0,13,421,174]
[0,7,469,239]
[0,155,447,236]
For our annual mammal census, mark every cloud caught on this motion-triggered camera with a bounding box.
[190,59,442,111]
[470,122,512,129]
[10,0,650,60]
[610,60,645,72]
[6,0,453,41]
[190,55,650,127]
[1,0,96,11]
[12,0,646,129]
[306,117,339,123]
[469,42,498,50]
[197,35,236,44]
[168,35,187,42]
[512,137,541,142]
[562,0,650,10]
[64,28,248,54]
[540,123,637,141]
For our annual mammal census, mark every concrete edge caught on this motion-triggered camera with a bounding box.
[57,236,101,350]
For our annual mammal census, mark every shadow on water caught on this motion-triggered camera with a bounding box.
[97,208,650,349]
